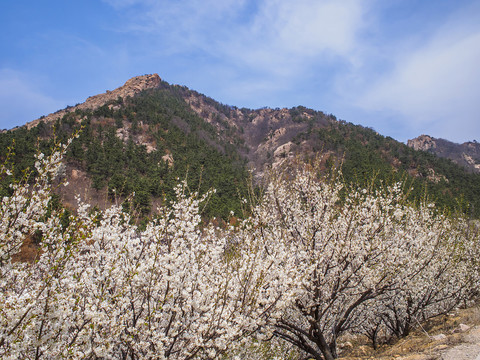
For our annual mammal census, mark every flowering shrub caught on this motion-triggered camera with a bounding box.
[0,144,67,265]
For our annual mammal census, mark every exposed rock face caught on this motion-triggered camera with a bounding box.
[25,74,162,129]
[182,91,333,175]
[427,168,448,183]
[81,74,161,110]
[273,141,294,158]
[463,153,480,172]
[407,135,437,151]
[408,135,480,173]
[162,153,174,167]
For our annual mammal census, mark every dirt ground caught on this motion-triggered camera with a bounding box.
[337,304,480,360]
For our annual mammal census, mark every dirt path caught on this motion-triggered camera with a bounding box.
[338,306,480,360]
[441,326,480,360]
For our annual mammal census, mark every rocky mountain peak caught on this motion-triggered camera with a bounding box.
[25,74,161,129]
[407,135,437,151]
[83,74,161,108]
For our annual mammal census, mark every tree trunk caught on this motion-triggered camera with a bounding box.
[315,330,336,360]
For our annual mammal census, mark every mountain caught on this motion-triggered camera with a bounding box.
[2,74,480,219]
[408,135,480,173]
[23,74,162,130]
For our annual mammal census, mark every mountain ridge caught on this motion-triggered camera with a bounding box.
[408,134,480,173]
[2,74,480,219]
[18,73,479,175]
[24,74,162,130]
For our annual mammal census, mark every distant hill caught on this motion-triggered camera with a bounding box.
[408,135,480,173]
[2,74,480,218]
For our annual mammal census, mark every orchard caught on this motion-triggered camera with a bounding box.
[1,145,478,359]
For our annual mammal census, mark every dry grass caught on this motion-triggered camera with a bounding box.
[11,234,41,263]
[338,305,480,360]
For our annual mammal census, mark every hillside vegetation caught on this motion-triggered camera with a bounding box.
[0,145,478,359]
[0,86,251,221]
[1,76,480,220]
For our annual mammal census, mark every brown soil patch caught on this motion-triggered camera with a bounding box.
[338,305,480,360]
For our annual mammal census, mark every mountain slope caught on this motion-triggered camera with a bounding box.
[172,84,480,215]
[1,75,251,220]
[408,135,480,173]
[2,74,480,218]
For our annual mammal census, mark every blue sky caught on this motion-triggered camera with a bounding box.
[1,0,479,143]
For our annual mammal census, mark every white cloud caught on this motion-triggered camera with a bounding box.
[252,0,364,56]
[356,23,480,141]
[361,34,480,115]
[215,0,369,80]
[0,69,63,129]
[104,0,368,74]
[344,4,480,141]
[104,0,245,41]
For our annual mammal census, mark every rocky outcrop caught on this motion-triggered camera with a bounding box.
[81,74,161,110]
[180,92,334,175]
[462,153,480,172]
[25,74,162,129]
[407,135,437,151]
[408,135,480,173]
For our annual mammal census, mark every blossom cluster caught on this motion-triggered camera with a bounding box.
[0,147,478,360]
[254,162,479,359]
[0,149,295,359]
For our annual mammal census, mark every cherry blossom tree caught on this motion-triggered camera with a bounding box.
[0,145,478,360]
[366,213,479,346]
[254,162,479,360]
[0,141,82,358]
[0,146,297,359]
